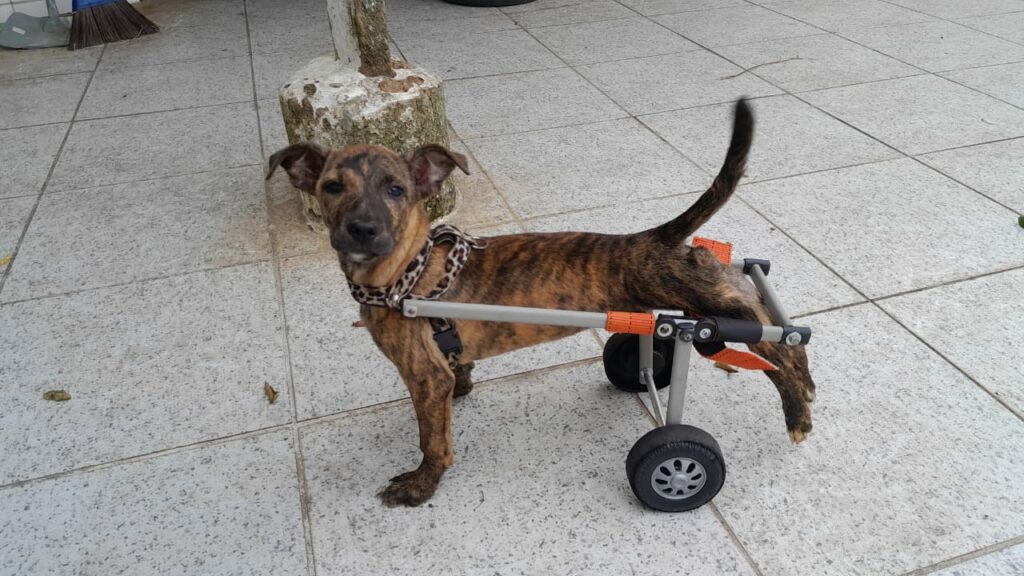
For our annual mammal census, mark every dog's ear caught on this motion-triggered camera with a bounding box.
[266,143,327,193]
[407,144,469,198]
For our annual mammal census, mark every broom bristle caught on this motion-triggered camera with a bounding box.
[69,0,159,51]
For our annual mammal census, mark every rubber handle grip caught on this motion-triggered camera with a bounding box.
[605,312,656,335]
[695,316,764,343]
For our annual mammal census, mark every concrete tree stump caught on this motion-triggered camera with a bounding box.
[278,0,457,223]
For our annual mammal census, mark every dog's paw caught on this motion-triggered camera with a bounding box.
[787,418,812,444]
[453,363,475,398]
[378,468,440,507]
[453,378,474,398]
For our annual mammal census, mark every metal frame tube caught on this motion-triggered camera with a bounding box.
[748,264,792,326]
[639,334,654,384]
[642,369,666,426]
[638,332,655,377]
[403,300,607,329]
[638,335,665,426]
[761,325,784,343]
[664,338,693,426]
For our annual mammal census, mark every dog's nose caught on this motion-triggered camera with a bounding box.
[346,220,380,243]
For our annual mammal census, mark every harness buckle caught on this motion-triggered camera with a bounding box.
[432,325,463,357]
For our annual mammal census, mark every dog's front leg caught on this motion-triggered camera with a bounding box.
[379,349,456,507]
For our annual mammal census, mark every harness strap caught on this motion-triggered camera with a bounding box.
[347,224,483,369]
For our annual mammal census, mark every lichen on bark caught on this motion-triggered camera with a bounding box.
[351,0,393,78]
[279,59,457,220]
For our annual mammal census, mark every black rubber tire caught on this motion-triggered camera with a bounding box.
[602,333,674,392]
[442,0,535,6]
[626,425,725,512]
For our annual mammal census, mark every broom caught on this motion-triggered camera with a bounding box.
[69,0,159,50]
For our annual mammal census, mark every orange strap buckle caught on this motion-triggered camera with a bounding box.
[605,312,656,335]
[692,236,733,266]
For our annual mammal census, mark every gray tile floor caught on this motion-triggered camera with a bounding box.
[1,0,1023,574]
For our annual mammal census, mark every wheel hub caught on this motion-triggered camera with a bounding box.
[651,457,706,500]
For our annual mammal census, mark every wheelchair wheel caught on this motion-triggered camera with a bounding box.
[602,333,674,392]
[626,425,725,512]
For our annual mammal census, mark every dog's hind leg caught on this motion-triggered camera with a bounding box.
[453,362,475,398]
[649,247,815,443]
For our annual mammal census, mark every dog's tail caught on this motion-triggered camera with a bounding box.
[650,98,753,245]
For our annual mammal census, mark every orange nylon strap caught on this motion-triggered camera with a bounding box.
[605,312,656,335]
[692,236,733,266]
[707,348,778,371]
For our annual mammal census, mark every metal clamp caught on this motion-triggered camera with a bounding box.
[654,315,697,340]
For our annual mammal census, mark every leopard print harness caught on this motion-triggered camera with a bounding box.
[347,224,485,367]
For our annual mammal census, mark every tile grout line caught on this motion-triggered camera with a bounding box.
[95,49,254,74]
[930,67,1024,115]
[910,154,1022,215]
[37,161,264,197]
[629,376,766,574]
[722,37,1024,215]
[241,1,319,574]
[814,16,1024,116]
[0,356,607,494]
[871,262,1024,304]
[299,355,607,430]
[631,5,1024,231]
[766,87,1024,216]
[869,300,1024,421]
[0,43,107,297]
[900,534,1024,576]
[3,9,1018,570]
[518,13,639,31]
[74,98,260,124]
[0,257,273,308]
[437,7,1022,172]
[519,20,718,181]
[736,195,1024,423]
[454,61,1020,332]
[871,0,1024,48]
[911,133,1024,158]
[0,423,292,493]
[0,67,99,83]
[710,502,768,576]
[0,118,72,132]
[740,0,1024,126]
[458,113,627,142]
[445,128,531,231]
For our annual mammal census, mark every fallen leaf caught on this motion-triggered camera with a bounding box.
[0,254,11,267]
[43,390,71,402]
[713,362,738,374]
[264,382,278,404]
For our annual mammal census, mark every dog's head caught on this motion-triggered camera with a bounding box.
[267,142,468,266]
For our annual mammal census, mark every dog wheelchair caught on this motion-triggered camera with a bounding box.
[402,237,811,512]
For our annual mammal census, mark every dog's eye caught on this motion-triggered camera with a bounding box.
[388,185,405,198]
[323,181,344,195]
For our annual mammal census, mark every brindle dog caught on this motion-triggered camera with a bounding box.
[267,99,815,507]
